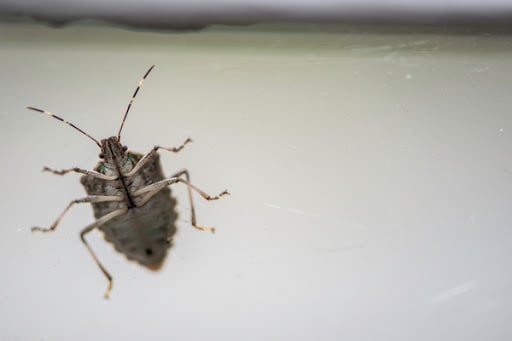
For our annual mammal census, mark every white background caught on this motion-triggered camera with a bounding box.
[1,21,512,340]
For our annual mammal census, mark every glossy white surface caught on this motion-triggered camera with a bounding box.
[1,22,511,340]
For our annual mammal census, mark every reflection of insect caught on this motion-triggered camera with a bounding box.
[28,65,229,298]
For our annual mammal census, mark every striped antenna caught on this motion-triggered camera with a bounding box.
[26,106,102,148]
[117,65,155,141]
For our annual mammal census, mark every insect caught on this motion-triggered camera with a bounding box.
[28,65,229,298]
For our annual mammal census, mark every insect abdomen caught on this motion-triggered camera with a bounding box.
[101,190,177,268]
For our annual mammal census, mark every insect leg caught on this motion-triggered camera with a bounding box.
[168,169,229,233]
[154,138,193,153]
[124,138,193,177]
[80,208,128,299]
[32,195,123,232]
[42,166,117,180]
[134,171,229,233]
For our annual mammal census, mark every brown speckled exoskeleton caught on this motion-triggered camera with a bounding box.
[28,65,229,298]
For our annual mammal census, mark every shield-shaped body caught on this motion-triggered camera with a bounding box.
[81,149,177,270]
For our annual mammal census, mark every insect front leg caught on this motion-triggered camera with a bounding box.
[80,208,128,299]
[124,138,193,177]
[32,195,123,232]
[134,170,229,233]
[43,166,117,180]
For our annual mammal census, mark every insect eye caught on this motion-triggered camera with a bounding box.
[122,145,128,152]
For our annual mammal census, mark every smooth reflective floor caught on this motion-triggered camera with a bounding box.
[1,21,512,340]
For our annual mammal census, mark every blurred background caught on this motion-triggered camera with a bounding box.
[1,1,512,340]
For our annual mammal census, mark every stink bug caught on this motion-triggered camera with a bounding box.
[28,65,229,298]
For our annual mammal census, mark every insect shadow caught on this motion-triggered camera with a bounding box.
[28,65,229,298]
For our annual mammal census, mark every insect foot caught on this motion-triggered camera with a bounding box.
[28,65,229,299]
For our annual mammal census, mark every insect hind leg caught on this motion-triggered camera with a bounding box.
[170,169,229,233]
[134,169,229,233]
[80,208,128,299]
